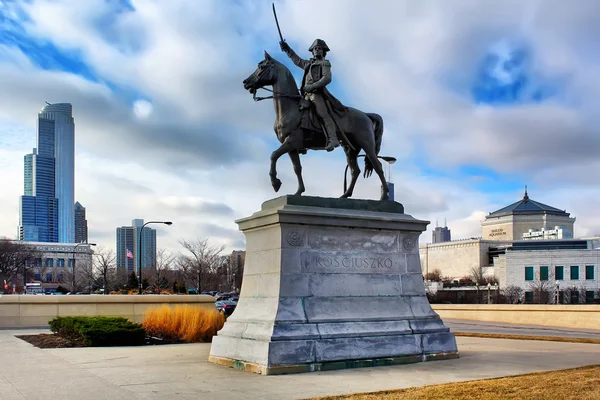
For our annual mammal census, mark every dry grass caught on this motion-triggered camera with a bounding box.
[454,332,600,345]
[314,365,600,400]
[142,305,225,343]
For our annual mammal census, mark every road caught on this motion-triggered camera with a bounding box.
[445,318,600,339]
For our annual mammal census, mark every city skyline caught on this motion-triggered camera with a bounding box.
[1,1,600,254]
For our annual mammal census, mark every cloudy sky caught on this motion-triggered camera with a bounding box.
[1,0,599,253]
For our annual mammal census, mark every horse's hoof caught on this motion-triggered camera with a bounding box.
[380,193,389,201]
[293,189,305,196]
[272,179,282,192]
[340,193,351,198]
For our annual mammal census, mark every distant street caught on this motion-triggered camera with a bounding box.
[445,318,600,339]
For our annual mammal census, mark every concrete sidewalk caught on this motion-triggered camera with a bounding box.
[1,329,600,400]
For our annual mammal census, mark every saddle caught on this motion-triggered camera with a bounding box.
[298,98,346,152]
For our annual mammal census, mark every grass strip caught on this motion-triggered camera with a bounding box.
[453,332,600,344]
[313,364,600,400]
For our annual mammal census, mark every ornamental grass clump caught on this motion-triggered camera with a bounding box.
[142,305,225,343]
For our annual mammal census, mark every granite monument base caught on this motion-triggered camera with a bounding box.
[208,196,458,375]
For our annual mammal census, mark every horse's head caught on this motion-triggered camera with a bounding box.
[243,51,280,94]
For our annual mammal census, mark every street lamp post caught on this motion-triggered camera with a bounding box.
[555,281,560,305]
[138,221,172,295]
[487,282,491,304]
[72,242,96,292]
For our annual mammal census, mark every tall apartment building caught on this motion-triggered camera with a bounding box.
[74,202,88,243]
[18,103,75,243]
[432,224,452,243]
[116,219,157,273]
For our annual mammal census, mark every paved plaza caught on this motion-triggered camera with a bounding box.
[1,322,600,400]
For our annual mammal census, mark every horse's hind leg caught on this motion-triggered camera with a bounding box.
[364,146,390,201]
[288,150,305,196]
[341,147,360,198]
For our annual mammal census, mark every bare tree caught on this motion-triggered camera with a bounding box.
[502,285,524,304]
[147,249,175,293]
[469,266,486,304]
[424,268,443,282]
[93,247,116,295]
[0,238,41,290]
[178,238,225,293]
[527,270,555,304]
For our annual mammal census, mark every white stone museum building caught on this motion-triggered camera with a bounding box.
[420,189,600,300]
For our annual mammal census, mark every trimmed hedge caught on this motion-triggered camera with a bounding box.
[49,316,145,347]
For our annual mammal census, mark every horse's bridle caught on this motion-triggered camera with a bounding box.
[252,87,302,102]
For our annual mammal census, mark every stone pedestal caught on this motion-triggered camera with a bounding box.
[208,196,458,375]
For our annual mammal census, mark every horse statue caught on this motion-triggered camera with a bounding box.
[242,51,390,201]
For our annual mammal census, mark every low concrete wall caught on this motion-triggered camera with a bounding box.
[432,304,600,330]
[0,295,216,328]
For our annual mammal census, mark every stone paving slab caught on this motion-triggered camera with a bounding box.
[2,329,600,400]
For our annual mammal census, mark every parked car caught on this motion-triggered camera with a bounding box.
[215,300,237,316]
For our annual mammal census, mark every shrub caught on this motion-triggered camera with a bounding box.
[142,305,225,343]
[49,316,145,347]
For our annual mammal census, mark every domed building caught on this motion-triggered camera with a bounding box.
[420,189,599,303]
[481,188,575,241]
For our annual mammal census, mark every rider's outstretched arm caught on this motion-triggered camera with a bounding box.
[280,41,309,69]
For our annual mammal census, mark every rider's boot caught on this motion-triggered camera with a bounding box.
[323,117,340,152]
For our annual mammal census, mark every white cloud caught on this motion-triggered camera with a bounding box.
[132,99,152,119]
[0,0,599,252]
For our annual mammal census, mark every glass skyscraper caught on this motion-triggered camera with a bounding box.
[116,219,157,274]
[18,103,75,243]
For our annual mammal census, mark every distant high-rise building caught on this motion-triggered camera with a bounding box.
[116,226,135,272]
[116,219,156,274]
[74,202,88,243]
[432,222,451,243]
[18,103,75,243]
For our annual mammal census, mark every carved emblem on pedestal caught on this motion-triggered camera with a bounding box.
[286,230,302,246]
[403,236,415,251]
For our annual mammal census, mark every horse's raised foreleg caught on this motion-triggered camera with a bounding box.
[269,144,289,193]
[288,150,305,196]
[341,148,360,198]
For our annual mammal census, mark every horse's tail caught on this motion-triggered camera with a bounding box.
[364,113,384,178]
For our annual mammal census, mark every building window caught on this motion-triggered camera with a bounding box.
[586,265,595,280]
[586,291,595,303]
[34,273,41,281]
[540,266,549,281]
[57,258,65,267]
[525,266,534,281]
[524,292,534,303]
[555,266,564,280]
[57,273,63,282]
[570,266,579,280]
[45,273,52,282]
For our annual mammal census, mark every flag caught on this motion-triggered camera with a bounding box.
[126,249,133,259]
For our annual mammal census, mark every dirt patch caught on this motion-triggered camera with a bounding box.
[16,334,86,348]
[15,334,202,348]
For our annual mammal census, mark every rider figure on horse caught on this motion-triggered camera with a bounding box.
[280,39,346,152]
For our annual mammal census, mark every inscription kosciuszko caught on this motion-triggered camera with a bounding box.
[312,255,393,269]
